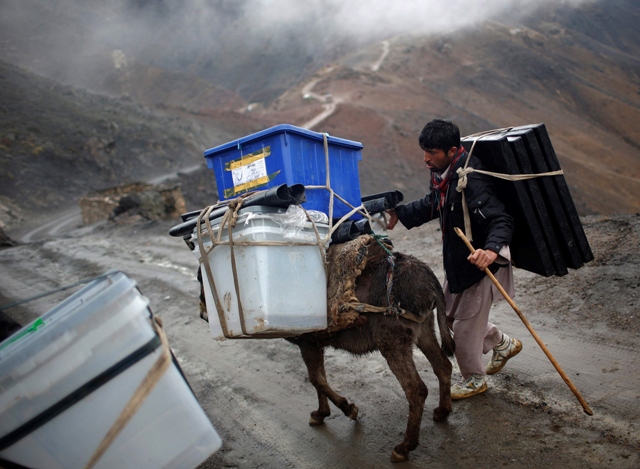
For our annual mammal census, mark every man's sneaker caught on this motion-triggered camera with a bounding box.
[451,374,487,400]
[486,333,522,375]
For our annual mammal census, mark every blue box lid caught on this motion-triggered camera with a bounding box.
[204,124,363,157]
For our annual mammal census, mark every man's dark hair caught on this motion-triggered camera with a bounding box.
[418,119,461,152]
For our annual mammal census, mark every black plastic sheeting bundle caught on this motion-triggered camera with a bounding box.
[169,183,305,238]
[461,123,593,277]
[329,190,404,243]
[361,190,404,214]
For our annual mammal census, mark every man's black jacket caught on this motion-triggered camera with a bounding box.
[395,150,513,293]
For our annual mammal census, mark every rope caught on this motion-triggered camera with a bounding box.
[340,302,426,324]
[370,234,402,317]
[323,133,335,223]
[299,205,329,278]
[385,254,396,314]
[464,126,514,139]
[309,132,377,246]
[372,233,394,256]
[197,205,230,338]
[83,315,171,469]
[457,138,478,241]
[457,167,564,184]
[312,149,404,323]
[197,195,252,337]
[226,199,249,335]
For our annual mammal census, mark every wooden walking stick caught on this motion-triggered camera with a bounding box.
[454,227,593,416]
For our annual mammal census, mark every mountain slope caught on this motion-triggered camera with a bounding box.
[266,0,640,215]
[1,0,638,222]
[0,60,254,227]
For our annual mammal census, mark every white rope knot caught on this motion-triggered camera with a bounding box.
[456,167,473,192]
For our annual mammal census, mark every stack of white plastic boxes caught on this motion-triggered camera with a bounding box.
[0,271,222,469]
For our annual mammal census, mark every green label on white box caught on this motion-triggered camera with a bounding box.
[0,317,46,351]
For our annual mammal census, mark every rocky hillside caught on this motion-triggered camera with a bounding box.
[1,0,639,229]
[0,60,263,228]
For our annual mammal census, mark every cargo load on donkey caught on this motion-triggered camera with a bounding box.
[169,124,415,339]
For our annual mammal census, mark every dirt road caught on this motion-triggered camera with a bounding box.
[1,213,639,468]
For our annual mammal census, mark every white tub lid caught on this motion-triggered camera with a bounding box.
[191,204,330,248]
[0,271,157,443]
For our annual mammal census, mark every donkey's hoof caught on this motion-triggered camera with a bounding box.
[390,450,408,463]
[309,416,324,426]
[347,403,359,421]
[199,303,208,322]
[433,406,451,422]
[309,411,326,426]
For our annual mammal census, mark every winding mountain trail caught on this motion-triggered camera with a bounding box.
[371,40,390,72]
[300,99,342,130]
[300,39,391,130]
[16,164,206,243]
[299,67,340,130]
[19,209,81,243]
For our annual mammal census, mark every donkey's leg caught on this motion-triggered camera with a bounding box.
[379,344,428,462]
[309,361,332,426]
[297,341,358,424]
[416,327,453,422]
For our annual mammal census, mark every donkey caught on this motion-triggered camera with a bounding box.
[285,250,454,462]
[196,246,454,462]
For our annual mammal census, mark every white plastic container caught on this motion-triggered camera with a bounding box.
[0,271,222,469]
[193,206,329,339]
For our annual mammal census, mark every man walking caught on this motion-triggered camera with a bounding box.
[386,119,522,399]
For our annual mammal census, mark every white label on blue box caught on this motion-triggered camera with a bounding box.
[223,146,280,197]
[232,157,267,187]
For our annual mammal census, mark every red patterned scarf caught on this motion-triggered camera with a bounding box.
[430,147,465,213]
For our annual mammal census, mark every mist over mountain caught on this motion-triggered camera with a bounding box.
[1,0,639,227]
[0,0,594,103]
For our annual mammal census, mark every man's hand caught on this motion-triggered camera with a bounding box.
[386,209,399,230]
[467,248,498,270]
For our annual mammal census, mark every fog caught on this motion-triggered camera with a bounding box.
[91,0,591,54]
[242,0,589,36]
[0,0,592,100]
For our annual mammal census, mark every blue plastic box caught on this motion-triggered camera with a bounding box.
[204,124,363,219]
